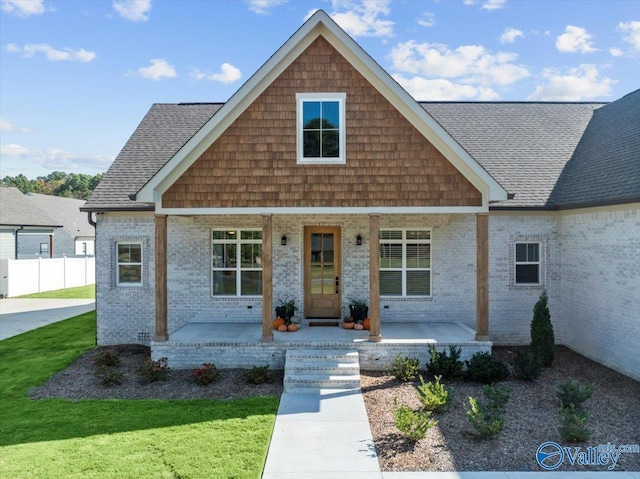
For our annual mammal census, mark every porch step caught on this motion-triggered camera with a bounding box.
[284,349,361,393]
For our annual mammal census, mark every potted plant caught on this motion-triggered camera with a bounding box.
[348,297,369,322]
[275,297,298,324]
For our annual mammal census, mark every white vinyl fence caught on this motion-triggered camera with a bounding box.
[0,257,95,297]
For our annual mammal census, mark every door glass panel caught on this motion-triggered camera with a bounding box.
[310,233,334,295]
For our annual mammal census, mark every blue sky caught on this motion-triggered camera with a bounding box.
[1,0,638,179]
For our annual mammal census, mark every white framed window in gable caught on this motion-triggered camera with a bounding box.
[296,93,346,164]
[212,229,262,297]
[116,242,142,286]
[515,242,541,285]
[380,229,432,297]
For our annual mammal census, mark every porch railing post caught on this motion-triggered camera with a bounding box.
[155,214,168,342]
[369,214,382,342]
[476,213,489,340]
[261,214,274,342]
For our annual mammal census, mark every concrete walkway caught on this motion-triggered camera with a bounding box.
[0,298,95,340]
[262,388,639,479]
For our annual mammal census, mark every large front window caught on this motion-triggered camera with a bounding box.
[380,230,431,297]
[297,93,346,164]
[212,230,262,296]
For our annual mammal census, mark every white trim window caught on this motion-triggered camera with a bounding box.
[212,229,262,296]
[116,242,142,286]
[296,92,346,164]
[380,229,431,297]
[515,242,540,285]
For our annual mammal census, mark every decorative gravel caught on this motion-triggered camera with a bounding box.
[31,345,639,472]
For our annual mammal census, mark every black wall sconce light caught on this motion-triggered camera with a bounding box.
[281,234,287,246]
[356,234,363,246]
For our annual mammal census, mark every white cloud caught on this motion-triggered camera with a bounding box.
[326,0,394,38]
[0,0,44,17]
[528,64,615,101]
[609,47,624,57]
[556,25,597,53]
[190,63,242,84]
[113,0,151,22]
[134,59,177,80]
[463,0,506,10]
[416,11,435,28]
[618,21,640,52]
[0,144,113,173]
[389,40,529,88]
[0,118,28,132]
[5,43,96,62]
[393,74,499,100]
[247,0,288,15]
[500,27,524,44]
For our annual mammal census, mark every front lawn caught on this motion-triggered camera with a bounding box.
[17,284,96,299]
[0,312,278,479]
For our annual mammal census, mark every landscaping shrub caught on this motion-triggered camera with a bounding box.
[136,357,170,383]
[464,396,504,438]
[482,383,511,412]
[530,290,555,367]
[427,345,463,380]
[512,349,542,381]
[556,380,594,409]
[558,404,593,442]
[95,366,124,386]
[244,365,274,385]
[465,352,509,384]
[93,350,121,368]
[193,363,220,386]
[392,400,437,441]
[415,375,454,412]
[388,354,420,382]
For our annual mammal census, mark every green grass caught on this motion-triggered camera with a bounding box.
[0,312,279,478]
[17,284,96,299]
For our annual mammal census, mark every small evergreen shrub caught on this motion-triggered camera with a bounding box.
[193,363,220,386]
[512,350,542,381]
[415,375,454,412]
[482,383,511,412]
[244,365,274,385]
[93,350,121,368]
[95,366,124,386]
[556,380,594,409]
[137,357,170,383]
[530,291,555,367]
[464,396,504,438]
[465,352,509,384]
[388,354,420,382]
[427,346,463,380]
[392,400,437,441]
[558,404,593,442]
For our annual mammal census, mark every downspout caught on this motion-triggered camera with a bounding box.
[87,211,97,227]
[14,226,24,259]
[86,211,97,346]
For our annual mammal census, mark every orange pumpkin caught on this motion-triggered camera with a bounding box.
[363,318,371,330]
[277,324,288,332]
[343,321,354,329]
[273,317,285,329]
[287,324,298,332]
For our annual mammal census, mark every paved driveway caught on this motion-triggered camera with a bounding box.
[0,299,95,340]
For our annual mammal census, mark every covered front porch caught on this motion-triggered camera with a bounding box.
[151,321,492,370]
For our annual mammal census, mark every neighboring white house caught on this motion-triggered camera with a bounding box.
[82,11,639,380]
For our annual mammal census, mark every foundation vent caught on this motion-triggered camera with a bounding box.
[137,331,151,342]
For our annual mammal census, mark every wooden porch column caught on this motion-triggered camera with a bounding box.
[476,213,489,341]
[154,214,168,342]
[369,214,382,342]
[261,214,273,342]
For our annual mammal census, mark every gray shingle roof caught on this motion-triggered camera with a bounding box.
[550,89,640,208]
[25,193,94,238]
[84,103,222,210]
[0,186,61,227]
[84,93,638,211]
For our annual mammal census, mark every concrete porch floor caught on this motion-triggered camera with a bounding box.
[169,321,479,344]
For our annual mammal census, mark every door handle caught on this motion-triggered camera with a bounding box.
[335,276,339,294]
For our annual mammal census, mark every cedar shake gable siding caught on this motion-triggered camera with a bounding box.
[163,37,482,209]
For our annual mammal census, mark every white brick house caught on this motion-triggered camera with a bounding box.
[83,11,639,380]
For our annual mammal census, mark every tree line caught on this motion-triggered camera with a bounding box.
[1,171,104,200]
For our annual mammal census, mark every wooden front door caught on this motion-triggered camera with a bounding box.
[304,226,341,318]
